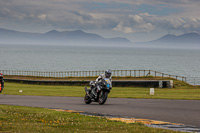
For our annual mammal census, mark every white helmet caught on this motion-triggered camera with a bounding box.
[105,69,112,78]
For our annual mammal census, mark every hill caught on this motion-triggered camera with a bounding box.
[152,33,200,44]
[0,28,132,46]
[135,32,200,49]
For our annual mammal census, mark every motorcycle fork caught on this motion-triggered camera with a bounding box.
[85,87,92,98]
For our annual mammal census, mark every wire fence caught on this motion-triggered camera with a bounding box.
[0,69,187,81]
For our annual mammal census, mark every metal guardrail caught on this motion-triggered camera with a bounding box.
[0,70,187,81]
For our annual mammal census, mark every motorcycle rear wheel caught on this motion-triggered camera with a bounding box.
[98,91,108,105]
[84,94,92,104]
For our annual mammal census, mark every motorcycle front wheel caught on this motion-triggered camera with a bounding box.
[84,94,92,104]
[98,91,108,105]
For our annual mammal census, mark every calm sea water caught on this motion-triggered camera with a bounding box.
[0,44,200,78]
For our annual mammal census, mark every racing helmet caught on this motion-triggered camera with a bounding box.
[105,69,112,78]
[89,81,95,86]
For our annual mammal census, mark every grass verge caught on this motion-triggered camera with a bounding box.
[1,82,200,100]
[0,105,181,133]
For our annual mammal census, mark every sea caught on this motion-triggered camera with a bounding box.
[0,44,200,84]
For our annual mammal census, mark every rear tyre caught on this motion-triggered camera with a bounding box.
[84,94,92,104]
[98,91,108,105]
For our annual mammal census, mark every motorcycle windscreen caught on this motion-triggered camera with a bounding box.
[104,78,111,84]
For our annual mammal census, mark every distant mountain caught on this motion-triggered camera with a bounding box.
[0,28,132,46]
[135,32,200,49]
[151,33,200,44]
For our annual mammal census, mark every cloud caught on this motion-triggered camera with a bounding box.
[0,0,200,37]
[138,23,155,32]
[37,14,47,21]
[113,22,134,33]
[113,14,155,33]
[131,15,143,23]
[129,14,155,33]
[112,12,200,34]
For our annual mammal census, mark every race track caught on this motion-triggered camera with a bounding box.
[0,95,200,128]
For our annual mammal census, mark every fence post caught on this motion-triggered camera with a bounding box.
[155,71,156,77]
[134,70,136,77]
[139,70,140,77]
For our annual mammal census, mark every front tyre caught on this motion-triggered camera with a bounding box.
[84,94,92,104]
[98,91,108,105]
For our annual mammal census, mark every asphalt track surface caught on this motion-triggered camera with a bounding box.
[0,95,200,128]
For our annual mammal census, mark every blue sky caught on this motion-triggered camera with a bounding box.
[0,0,200,42]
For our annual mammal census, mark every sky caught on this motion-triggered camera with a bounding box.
[0,0,200,42]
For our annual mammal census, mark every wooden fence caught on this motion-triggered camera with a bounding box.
[0,70,187,82]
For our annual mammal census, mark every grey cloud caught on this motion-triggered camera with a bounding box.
[112,12,200,34]
[70,11,94,22]
[139,13,200,33]
[0,0,200,36]
[0,0,119,31]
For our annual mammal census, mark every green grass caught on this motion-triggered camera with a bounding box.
[111,87,200,100]
[2,82,85,97]
[2,82,200,100]
[0,105,181,133]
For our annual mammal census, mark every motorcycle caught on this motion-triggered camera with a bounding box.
[0,73,4,93]
[84,78,112,105]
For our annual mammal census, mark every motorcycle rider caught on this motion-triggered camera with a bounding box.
[0,73,4,93]
[96,69,112,85]
[90,69,112,96]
